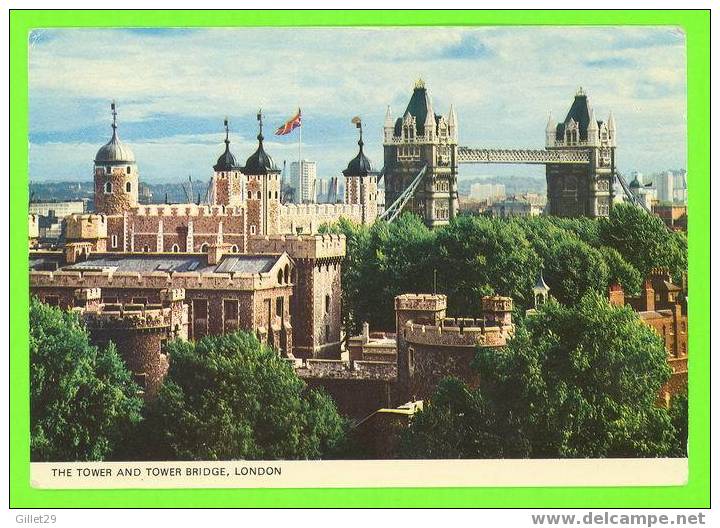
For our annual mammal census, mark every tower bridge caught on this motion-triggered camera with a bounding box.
[456,147,591,165]
[381,82,618,225]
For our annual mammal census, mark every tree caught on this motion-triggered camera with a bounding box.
[143,331,346,460]
[30,297,142,461]
[668,393,688,457]
[435,215,541,313]
[404,293,680,458]
[599,203,687,281]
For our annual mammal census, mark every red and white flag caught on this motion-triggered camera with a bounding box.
[275,108,302,135]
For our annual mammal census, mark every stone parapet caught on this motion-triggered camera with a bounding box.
[31,268,281,292]
[289,358,397,381]
[395,293,447,312]
[404,320,508,348]
[131,204,245,217]
[248,234,346,260]
[65,214,108,240]
[84,304,174,331]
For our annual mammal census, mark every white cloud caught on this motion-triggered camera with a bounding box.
[29,26,686,182]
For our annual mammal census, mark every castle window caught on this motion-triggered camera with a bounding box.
[231,245,239,253]
[143,245,150,252]
[275,191,278,199]
[276,297,283,317]
[257,191,261,199]
[248,191,252,200]
[104,182,112,194]
[126,181,132,193]
[325,294,330,314]
[133,373,147,392]
[44,295,59,307]
[409,347,415,368]
[283,264,289,284]
[106,166,112,174]
[200,243,209,253]
[127,166,132,174]
[325,324,330,342]
[171,244,180,253]
[250,225,256,235]
[223,299,239,333]
[111,234,118,248]
[278,269,284,284]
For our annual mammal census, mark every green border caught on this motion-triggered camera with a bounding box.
[10,10,710,508]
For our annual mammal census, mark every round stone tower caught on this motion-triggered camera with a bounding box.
[93,102,139,215]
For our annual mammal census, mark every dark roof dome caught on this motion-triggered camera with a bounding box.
[243,112,278,175]
[555,87,592,141]
[394,78,436,136]
[629,175,642,189]
[213,119,240,172]
[343,124,374,177]
[95,102,135,163]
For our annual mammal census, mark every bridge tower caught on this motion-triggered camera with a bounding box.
[545,88,616,218]
[383,79,458,227]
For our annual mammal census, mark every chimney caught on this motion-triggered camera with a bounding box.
[207,243,232,265]
[608,282,625,307]
[362,321,370,342]
[642,279,655,312]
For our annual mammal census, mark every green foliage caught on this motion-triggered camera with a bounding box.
[30,297,142,461]
[668,393,688,457]
[599,203,687,281]
[143,331,347,460]
[404,293,681,458]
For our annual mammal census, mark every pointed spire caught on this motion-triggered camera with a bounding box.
[588,107,598,132]
[384,105,394,127]
[608,110,616,131]
[223,117,230,146]
[546,111,554,132]
[449,104,457,127]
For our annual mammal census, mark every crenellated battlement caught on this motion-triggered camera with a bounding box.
[66,214,108,240]
[248,233,346,259]
[31,268,282,292]
[288,357,397,381]
[280,203,363,218]
[395,293,448,312]
[403,318,509,348]
[82,303,176,331]
[131,204,245,217]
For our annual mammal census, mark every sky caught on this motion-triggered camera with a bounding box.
[28,27,687,184]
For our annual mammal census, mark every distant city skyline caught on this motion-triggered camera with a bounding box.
[29,27,686,183]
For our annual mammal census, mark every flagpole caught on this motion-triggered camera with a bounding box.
[298,107,302,201]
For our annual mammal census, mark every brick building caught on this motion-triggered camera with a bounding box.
[608,268,688,403]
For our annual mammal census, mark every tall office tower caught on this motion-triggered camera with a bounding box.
[290,160,318,204]
[655,171,674,203]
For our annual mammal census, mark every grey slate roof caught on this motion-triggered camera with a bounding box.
[555,93,600,142]
[394,84,437,136]
[30,252,282,276]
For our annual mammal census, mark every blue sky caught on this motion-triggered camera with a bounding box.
[29,27,686,183]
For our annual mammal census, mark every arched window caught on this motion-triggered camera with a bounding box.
[283,264,289,283]
[171,244,180,253]
[111,234,118,248]
[231,245,239,253]
[325,294,330,314]
[104,181,112,193]
[200,243,209,253]
[126,181,132,193]
[256,191,261,199]
[278,269,283,284]
[127,166,132,174]
[247,190,252,200]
